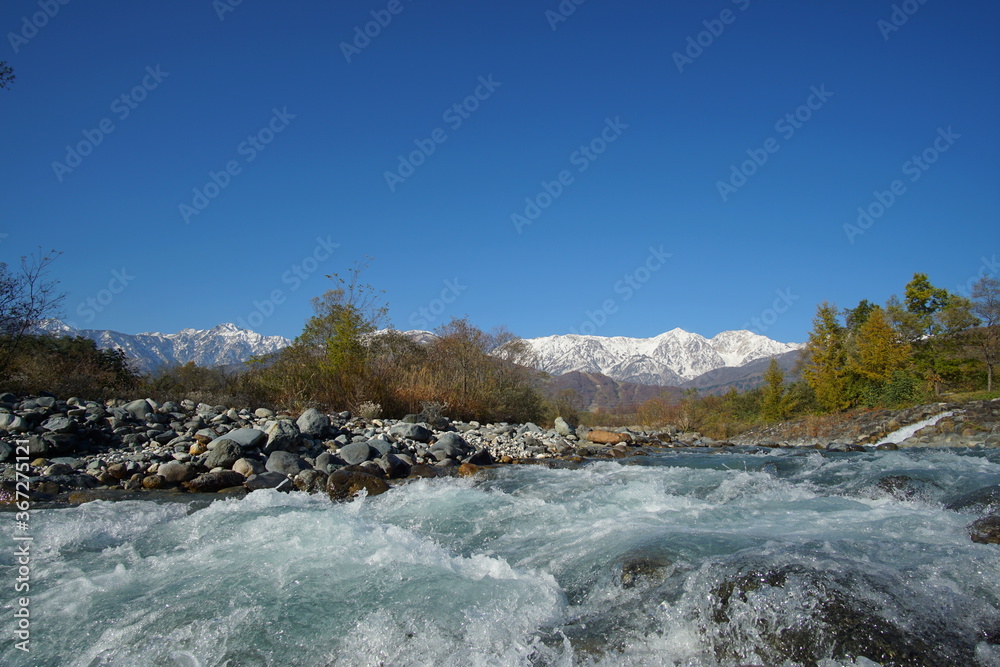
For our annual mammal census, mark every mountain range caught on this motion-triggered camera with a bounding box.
[43,322,804,398]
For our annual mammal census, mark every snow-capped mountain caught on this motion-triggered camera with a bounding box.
[524,328,803,386]
[43,321,291,373]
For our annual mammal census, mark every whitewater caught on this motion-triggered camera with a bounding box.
[3,447,999,666]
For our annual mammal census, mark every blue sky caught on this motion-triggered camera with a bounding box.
[2,0,998,344]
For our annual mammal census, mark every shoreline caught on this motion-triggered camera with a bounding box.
[2,392,998,506]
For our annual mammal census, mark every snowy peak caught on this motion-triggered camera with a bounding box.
[525,329,802,386]
[43,321,291,373]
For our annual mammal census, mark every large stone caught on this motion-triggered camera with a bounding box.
[209,428,266,450]
[185,470,245,493]
[245,471,293,491]
[123,399,154,419]
[0,414,28,433]
[264,420,301,453]
[265,450,310,476]
[554,417,575,437]
[327,470,390,501]
[158,461,195,484]
[375,454,410,479]
[389,422,433,443]
[367,437,394,457]
[205,439,243,469]
[945,485,1000,514]
[296,408,329,438]
[969,515,1000,544]
[587,430,632,445]
[233,457,265,477]
[431,432,469,452]
[339,441,376,465]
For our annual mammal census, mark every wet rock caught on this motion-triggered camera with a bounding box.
[184,470,245,493]
[407,464,438,479]
[327,470,390,501]
[945,485,1000,514]
[245,471,292,492]
[142,474,166,490]
[619,553,673,589]
[969,515,1000,544]
[587,430,632,446]
[464,448,494,466]
[294,469,327,493]
[875,474,926,501]
[375,454,410,479]
[457,462,479,477]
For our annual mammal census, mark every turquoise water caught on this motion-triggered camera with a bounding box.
[3,447,999,666]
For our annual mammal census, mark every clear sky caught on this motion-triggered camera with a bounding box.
[2,0,998,344]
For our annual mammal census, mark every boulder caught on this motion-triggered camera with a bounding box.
[294,469,327,493]
[0,414,28,433]
[158,461,195,484]
[969,515,1000,544]
[296,408,329,438]
[210,427,266,450]
[265,450,310,476]
[233,457,265,477]
[327,470,390,501]
[205,439,243,469]
[41,415,76,434]
[587,430,632,446]
[339,441,376,465]
[375,454,410,479]
[389,422,433,443]
[264,420,300,453]
[245,471,293,492]
[554,417,575,437]
[123,399,154,419]
[184,470,246,493]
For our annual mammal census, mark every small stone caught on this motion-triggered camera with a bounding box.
[107,462,129,480]
[158,461,194,484]
[587,430,632,445]
[339,441,376,465]
[233,457,264,477]
[265,450,310,476]
[142,475,166,489]
[457,463,479,477]
[189,442,208,456]
[389,422,433,443]
[245,471,293,491]
[184,470,245,493]
[205,439,243,469]
[255,408,275,419]
[296,408,330,438]
[554,417,575,437]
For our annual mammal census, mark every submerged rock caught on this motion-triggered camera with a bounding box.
[969,515,1000,544]
[945,485,1000,514]
[326,469,389,501]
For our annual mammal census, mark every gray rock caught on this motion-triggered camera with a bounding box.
[185,470,245,493]
[264,420,301,453]
[314,451,343,473]
[946,485,1000,514]
[124,399,154,419]
[265,450,310,476]
[245,471,293,492]
[431,432,468,452]
[554,417,575,437]
[210,428,266,450]
[368,437,394,456]
[254,408,275,419]
[205,439,243,469]
[296,408,330,438]
[339,441,376,465]
[375,453,410,479]
[0,441,12,461]
[390,422,433,443]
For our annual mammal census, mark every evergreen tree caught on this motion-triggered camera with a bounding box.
[847,307,912,405]
[761,357,789,421]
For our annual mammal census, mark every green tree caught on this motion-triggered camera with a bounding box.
[844,299,877,332]
[761,357,790,421]
[970,276,1000,391]
[802,302,849,412]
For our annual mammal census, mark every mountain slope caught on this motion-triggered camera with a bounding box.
[524,328,802,387]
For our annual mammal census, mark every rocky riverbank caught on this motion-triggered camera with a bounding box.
[1,393,998,506]
[732,398,1000,449]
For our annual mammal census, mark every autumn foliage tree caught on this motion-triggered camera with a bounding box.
[803,302,849,412]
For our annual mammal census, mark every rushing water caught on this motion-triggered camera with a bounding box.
[3,447,1000,667]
